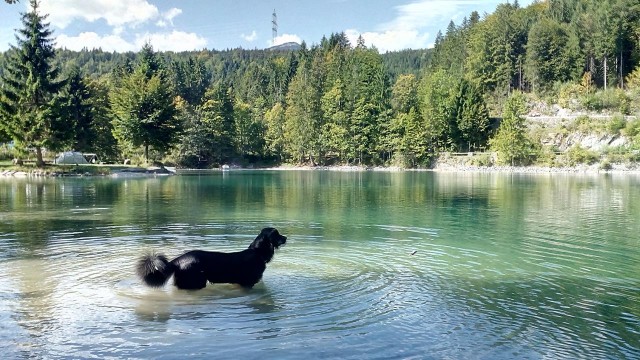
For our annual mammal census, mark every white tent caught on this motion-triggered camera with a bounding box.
[55,151,89,165]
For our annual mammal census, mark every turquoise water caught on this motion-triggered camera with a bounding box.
[0,171,638,359]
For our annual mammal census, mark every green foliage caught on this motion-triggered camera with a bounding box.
[469,153,492,167]
[0,0,67,166]
[3,0,640,169]
[566,145,599,166]
[109,45,180,162]
[622,118,640,137]
[419,70,458,152]
[198,83,236,165]
[454,79,491,151]
[58,66,93,152]
[556,82,587,109]
[534,146,561,167]
[234,99,265,158]
[490,91,531,165]
[263,102,286,160]
[606,115,627,134]
[525,18,582,93]
[581,89,631,114]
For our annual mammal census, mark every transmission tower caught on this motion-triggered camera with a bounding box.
[272,9,278,41]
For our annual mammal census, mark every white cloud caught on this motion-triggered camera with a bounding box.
[54,30,207,52]
[345,29,431,53]
[241,30,258,42]
[268,33,302,47]
[347,0,487,52]
[156,8,182,27]
[381,0,470,32]
[163,8,182,22]
[39,0,160,28]
[55,32,135,52]
[136,31,207,52]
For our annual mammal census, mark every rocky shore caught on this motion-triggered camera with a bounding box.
[2,163,640,177]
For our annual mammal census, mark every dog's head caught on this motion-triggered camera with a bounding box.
[249,227,287,263]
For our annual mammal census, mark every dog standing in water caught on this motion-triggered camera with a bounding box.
[136,227,287,290]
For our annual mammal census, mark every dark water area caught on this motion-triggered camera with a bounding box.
[0,171,639,359]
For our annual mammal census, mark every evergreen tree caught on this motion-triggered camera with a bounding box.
[490,91,530,165]
[454,79,491,151]
[59,66,94,152]
[85,77,118,162]
[419,70,458,152]
[264,102,286,161]
[284,51,324,164]
[198,83,236,165]
[0,0,66,166]
[110,44,180,162]
[320,79,349,161]
[234,99,265,158]
[525,18,582,92]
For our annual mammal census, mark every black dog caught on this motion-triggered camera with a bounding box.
[136,227,287,290]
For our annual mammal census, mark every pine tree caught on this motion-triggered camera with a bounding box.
[490,91,530,165]
[0,0,66,166]
[110,44,180,163]
[198,83,236,165]
[455,79,490,151]
[60,66,94,152]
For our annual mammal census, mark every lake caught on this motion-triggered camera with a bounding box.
[0,170,639,359]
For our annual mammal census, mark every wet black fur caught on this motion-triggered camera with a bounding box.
[136,227,287,290]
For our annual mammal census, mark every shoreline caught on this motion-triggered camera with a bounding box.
[265,163,640,175]
[3,163,640,177]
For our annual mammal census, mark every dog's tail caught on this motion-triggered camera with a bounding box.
[136,253,176,287]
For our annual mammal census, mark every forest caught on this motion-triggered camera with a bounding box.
[1,0,640,168]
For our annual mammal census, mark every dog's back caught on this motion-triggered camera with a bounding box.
[172,249,266,288]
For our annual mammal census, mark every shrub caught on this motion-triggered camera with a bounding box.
[622,119,640,138]
[0,145,15,161]
[567,115,594,133]
[580,89,631,114]
[469,153,492,167]
[606,115,627,135]
[557,82,586,109]
[599,159,613,171]
[566,145,599,166]
[535,146,560,167]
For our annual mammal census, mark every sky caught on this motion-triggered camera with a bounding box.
[0,0,536,53]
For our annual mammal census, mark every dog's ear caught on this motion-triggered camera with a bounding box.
[249,230,274,251]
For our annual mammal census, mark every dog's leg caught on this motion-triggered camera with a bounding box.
[173,268,207,290]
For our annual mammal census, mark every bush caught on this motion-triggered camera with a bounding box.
[534,146,560,167]
[622,119,640,138]
[0,145,15,161]
[580,88,631,114]
[557,82,586,109]
[606,115,627,134]
[566,145,599,166]
[469,153,492,167]
[566,115,595,133]
[599,159,613,171]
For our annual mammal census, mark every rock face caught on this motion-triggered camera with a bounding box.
[542,132,629,152]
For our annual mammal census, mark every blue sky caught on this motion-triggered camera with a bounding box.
[0,0,535,53]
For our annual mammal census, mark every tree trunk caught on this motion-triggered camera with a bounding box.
[35,147,45,168]
[144,144,149,163]
[604,56,607,91]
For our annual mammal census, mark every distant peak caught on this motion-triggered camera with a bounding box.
[268,42,301,51]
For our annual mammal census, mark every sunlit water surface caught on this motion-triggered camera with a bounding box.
[0,171,639,359]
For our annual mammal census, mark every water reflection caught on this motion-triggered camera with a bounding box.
[0,172,639,359]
